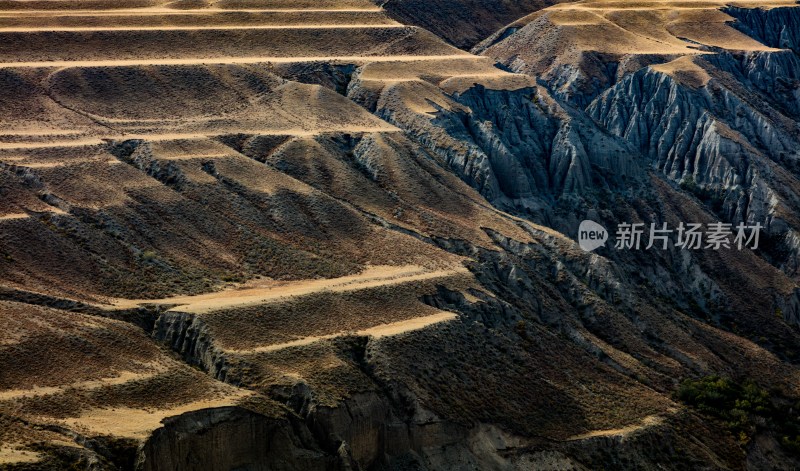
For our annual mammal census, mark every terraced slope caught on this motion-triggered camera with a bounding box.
[0,301,259,467]
[2,0,800,470]
[476,0,795,101]
[0,2,523,467]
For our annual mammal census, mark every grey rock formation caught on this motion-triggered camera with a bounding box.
[726,6,800,54]
[137,408,333,471]
[587,54,800,274]
[347,75,644,215]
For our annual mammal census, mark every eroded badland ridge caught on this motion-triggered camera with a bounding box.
[1,0,800,469]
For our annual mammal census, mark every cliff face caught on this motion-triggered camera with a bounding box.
[726,6,800,54]
[347,75,643,213]
[138,408,333,471]
[444,86,643,199]
[586,54,800,274]
[475,5,800,278]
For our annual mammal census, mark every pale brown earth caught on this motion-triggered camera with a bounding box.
[1,0,800,469]
[0,302,259,448]
[565,413,669,440]
[476,0,796,95]
[110,264,469,313]
[0,1,540,465]
[224,311,457,354]
[649,55,711,87]
[482,0,796,51]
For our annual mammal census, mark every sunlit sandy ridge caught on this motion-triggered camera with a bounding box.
[112,264,470,314]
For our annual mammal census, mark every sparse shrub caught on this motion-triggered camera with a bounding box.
[679,175,698,193]
[514,319,528,340]
[677,375,800,453]
[221,272,245,283]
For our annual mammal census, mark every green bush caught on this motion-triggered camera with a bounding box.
[677,376,800,451]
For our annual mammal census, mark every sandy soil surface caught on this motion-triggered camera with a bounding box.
[113,264,469,314]
[0,446,41,465]
[0,365,167,401]
[227,311,458,354]
[59,391,254,439]
[650,55,711,87]
[566,413,670,440]
[0,54,476,68]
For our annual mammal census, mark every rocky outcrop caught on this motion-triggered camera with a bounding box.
[137,407,334,471]
[151,310,234,381]
[137,396,583,471]
[348,75,644,213]
[726,6,800,54]
[471,2,800,280]
[473,12,678,107]
[585,52,800,269]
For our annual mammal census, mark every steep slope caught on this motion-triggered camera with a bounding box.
[1,1,800,470]
[477,1,800,280]
[373,0,569,50]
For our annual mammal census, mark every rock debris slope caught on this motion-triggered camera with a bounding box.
[479,1,800,276]
[1,0,800,470]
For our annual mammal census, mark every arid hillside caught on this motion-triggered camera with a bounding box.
[375,0,569,49]
[2,1,800,470]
